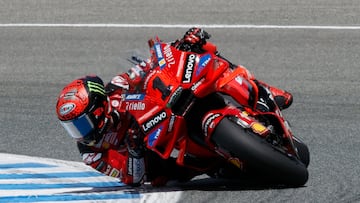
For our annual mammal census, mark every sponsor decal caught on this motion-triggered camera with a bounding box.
[59,103,76,116]
[127,157,145,182]
[232,113,254,129]
[228,157,243,169]
[182,54,196,83]
[127,157,133,176]
[235,118,250,128]
[111,100,120,108]
[82,153,102,164]
[166,87,183,108]
[63,89,77,99]
[190,78,204,91]
[110,75,129,90]
[96,161,106,172]
[142,110,167,133]
[133,157,145,183]
[87,81,105,95]
[125,94,145,100]
[196,54,211,76]
[202,113,221,136]
[167,115,176,132]
[109,168,120,178]
[158,59,166,68]
[125,101,146,111]
[235,76,243,85]
[103,132,119,146]
[250,122,269,136]
[148,127,162,147]
[163,44,175,68]
[155,43,163,58]
[155,43,166,69]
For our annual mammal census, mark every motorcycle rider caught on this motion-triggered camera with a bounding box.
[55,28,293,187]
[56,74,196,187]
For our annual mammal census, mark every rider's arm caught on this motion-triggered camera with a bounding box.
[77,142,125,179]
[172,27,212,53]
[106,61,151,93]
[176,27,255,80]
[77,136,145,186]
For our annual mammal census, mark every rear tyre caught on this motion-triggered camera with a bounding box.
[211,117,309,187]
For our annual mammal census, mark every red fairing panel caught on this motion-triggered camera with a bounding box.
[217,67,259,109]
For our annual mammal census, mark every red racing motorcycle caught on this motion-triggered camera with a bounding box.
[121,37,309,186]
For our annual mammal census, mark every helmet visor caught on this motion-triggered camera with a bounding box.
[60,114,95,140]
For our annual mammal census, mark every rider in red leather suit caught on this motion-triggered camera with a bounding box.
[55,28,293,187]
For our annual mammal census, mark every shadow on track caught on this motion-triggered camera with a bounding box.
[163,177,306,192]
[61,176,305,196]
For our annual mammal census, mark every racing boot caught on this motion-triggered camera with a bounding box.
[256,80,293,110]
[272,88,293,110]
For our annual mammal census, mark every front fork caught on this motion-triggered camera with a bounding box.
[216,68,301,160]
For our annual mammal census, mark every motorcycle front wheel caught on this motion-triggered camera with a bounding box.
[211,117,309,187]
[293,135,310,167]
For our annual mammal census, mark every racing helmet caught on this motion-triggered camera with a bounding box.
[56,75,109,146]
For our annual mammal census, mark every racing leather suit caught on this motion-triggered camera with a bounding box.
[76,70,146,186]
[77,66,196,186]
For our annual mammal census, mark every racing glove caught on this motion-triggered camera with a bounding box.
[175,27,211,52]
[183,27,211,45]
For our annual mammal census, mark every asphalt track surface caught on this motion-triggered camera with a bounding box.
[0,1,360,202]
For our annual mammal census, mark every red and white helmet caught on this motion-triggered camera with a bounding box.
[56,75,109,146]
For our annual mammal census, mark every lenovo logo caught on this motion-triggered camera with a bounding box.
[142,111,167,133]
[182,54,196,83]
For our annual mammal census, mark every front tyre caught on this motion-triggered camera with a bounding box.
[211,117,309,187]
[293,136,310,167]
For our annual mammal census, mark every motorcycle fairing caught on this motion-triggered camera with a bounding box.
[151,41,217,90]
[216,66,259,109]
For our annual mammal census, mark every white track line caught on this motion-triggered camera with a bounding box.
[0,23,360,29]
